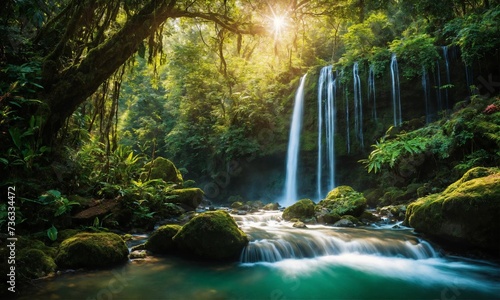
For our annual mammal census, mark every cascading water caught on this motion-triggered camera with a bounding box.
[390,53,402,126]
[282,74,307,207]
[317,66,336,199]
[368,65,377,122]
[353,62,364,148]
[422,67,431,123]
[442,46,451,109]
[435,60,443,111]
[317,66,336,200]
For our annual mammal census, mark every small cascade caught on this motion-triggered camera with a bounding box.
[390,54,402,126]
[353,62,364,148]
[442,46,451,109]
[422,67,431,123]
[282,74,307,207]
[368,65,377,122]
[240,235,438,263]
[342,72,351,154]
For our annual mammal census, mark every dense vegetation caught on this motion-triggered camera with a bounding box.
[1,0,499,242]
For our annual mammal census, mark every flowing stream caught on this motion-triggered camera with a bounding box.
[20,210,500,300]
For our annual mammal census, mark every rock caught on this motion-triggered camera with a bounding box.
[167,188,204,210]
[55,232,129,269]
[145,224,182,254]
[315,207,341,224]
[18,249,56,278]
[129,250,148,259]
[172,211,248,260]
[231,201,244,209]
[140,157,183,185]
[263,202,280,210]
[405,167,500,255]
[293,221,307,228]
[333,218,355,227]
[282,199,316,221]
[317,186,367,217]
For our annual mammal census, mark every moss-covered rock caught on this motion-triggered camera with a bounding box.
[317,186,367,217]
[18,249,56,278]
[145,224,182,254]
[140,157,183,185]
[282,199,316,221]
[172,211,248,260]
[263,202,280,210]
[167,188,203,210]
[405,167,500,255]
[55,232,129,269]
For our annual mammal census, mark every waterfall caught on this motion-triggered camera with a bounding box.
[442,46,451,109]
[353,62,364,148]
[422,67,431,123]
[282,74,307,207]
[390,54,402,126]
[435,60,443,111]
[317,66,336,200]
[345,85,350,154]
[368,65,377,122]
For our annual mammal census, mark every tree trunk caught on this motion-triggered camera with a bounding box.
[40,0,177,145]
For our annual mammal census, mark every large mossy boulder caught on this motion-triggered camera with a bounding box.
[317,186,367,217]
[167,188,204,210]
[55,232,129,269]
[404,167,500,255]
[18,249,56,278]
[282,199,316,221]
[172,211,248,260]
[145,224,182,254]
[140,157,183,185]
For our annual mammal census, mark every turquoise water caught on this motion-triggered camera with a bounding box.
[20,211,500,300]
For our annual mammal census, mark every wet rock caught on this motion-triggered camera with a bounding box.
[293,221,307,228]
[317,186,367,218]
[282,199,315,221]
[173,211,248,260]
[129,250,148,259]
[333,219,355,227]
[145,224,182,254]
[263,202,280,210]
[55,232,129,269]
[405,167,500,255]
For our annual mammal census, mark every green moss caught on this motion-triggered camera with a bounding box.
[282,199,316,221]
[173,211,248,260]
[140,157,183,184]
[145,224,182,254]
[318,186,367,217]
[231,201,244,209]
[18,249,56,278]
[263,202,280,210]
[405,168,500,253]
[167,188,203,210]
[55,232,129,269]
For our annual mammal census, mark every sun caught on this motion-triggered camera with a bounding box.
[272,15,286,33]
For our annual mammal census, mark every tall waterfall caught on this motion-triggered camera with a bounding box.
[368,65,377,122]
[390,54,402,126]
[353,62,364,148]
[442,46,451,109]
[317,66,336,200]
[422,67,431,123]
[435,60,443,111]
[282,74,307,207]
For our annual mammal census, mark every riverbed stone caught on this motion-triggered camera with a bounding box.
[167,188,204,210]
[317,186,367,217]
[282,199,316,221]
[140,157,183,185]
[145,224,182,254]
[55,232,129,269]
[404,167,500,255]
[173,211,248,260]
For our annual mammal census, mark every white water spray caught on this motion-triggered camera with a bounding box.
[390,54,402,126]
